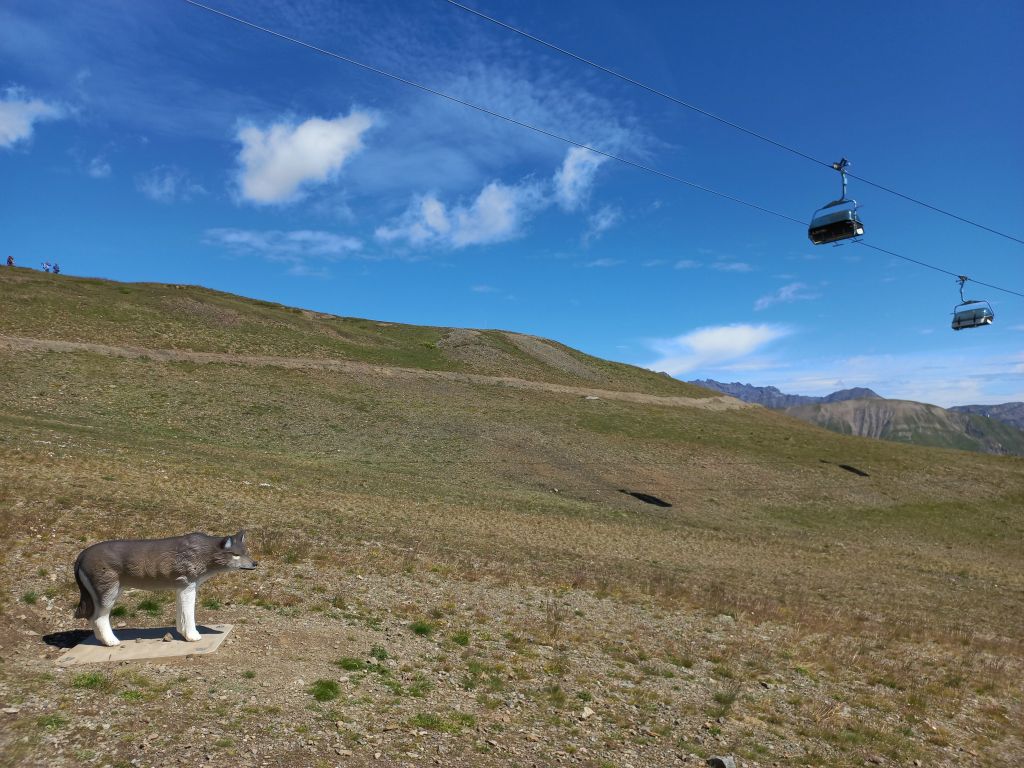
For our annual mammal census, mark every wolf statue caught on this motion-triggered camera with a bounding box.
[74,531,258,646]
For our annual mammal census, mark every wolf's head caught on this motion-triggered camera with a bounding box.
[215,530,258,570]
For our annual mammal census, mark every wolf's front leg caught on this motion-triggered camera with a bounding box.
[175,582,202,642]
[91,583,122,647]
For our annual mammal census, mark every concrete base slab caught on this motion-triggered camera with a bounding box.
[56,624,232,666]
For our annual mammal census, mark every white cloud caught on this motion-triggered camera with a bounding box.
[235,111,373,204]
[711,261,753,273]
[377,144,620,252]
[584,258,623,268]
[674,259,700,269]
[376,180,545,249]
[471,284,497,293]
[754,282,820,311]
[204,227,363,279]
[583,205,622,245]
[553,147,608,211]
[0,87,64,148]
[644,323,793,376]
[137,166,205,203]
[87,155,111,178]
[205,228,362,258]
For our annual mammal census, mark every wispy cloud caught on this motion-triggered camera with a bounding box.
[471,284,497,293]
[137,166,205,203]
[643,323,793,376]
[205,228,362,258]
[86,155,111,178]
[754,282,820,311]
[674,259,700,269]
[235,111,374,205]
[554,147,608,211]
[0,86,65,149]
[583,205,622,245]
[711,261,753,273]
[203,227,363,279]
[375,180,546,249]
[584,257,623,268]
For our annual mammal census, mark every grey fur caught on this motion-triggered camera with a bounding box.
[73,530,257,646]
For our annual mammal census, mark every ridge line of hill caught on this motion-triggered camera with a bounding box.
[0,334,750,411]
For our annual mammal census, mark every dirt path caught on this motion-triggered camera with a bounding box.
[0,335,750,411]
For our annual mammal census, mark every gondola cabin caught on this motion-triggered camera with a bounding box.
[808,200,864,245]
[951,300,994,330]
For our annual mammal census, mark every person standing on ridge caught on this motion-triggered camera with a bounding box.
[5,256,12,267]
[53,263,60,274]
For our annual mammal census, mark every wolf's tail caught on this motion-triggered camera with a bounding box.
[73,552,94,620]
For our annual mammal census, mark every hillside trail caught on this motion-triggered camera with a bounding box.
[0,335,749,411]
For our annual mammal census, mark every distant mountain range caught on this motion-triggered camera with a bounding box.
[949,402,1024,430]
[689,380,882,409]
[690,379,1024,456]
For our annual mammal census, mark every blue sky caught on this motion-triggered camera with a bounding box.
[2,0,1021,406]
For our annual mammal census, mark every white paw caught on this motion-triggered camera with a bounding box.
[183,630,202,642]
[98,635,120,647]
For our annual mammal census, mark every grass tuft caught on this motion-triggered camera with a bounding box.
[309,679,340,702]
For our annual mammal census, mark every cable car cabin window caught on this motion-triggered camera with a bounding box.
[808,203,864,245]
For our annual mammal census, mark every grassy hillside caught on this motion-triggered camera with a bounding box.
[1,268,1022,767]
[787,398,1024,455]
[0,267,704,397]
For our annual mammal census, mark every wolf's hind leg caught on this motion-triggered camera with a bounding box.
[91,581,121,647]
[176,582,201,642]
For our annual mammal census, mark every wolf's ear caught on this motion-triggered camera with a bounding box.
[221,536,233,550]
[237,529,247,543]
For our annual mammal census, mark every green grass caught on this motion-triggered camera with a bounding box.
[309,680,340,702]
[334,657,368,672]
[21,591,37,605]
[72,672,112,691]
[707,683,741,718]
[137,597,163,616]
[409,620,435,637]
[36,714,68,730]
[410,711,476,733]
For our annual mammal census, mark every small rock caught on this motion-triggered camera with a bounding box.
[2,707,20,714]
[162,633,173,642]
[580,706,595,720]
[706,757,736,768]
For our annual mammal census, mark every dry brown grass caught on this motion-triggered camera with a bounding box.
[1,272,1022,766]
